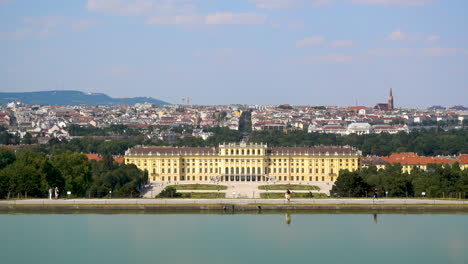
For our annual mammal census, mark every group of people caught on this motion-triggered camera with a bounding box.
[48,187,59,200]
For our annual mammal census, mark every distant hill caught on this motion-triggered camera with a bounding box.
[0,90,171,106]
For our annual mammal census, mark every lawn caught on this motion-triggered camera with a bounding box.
[258,184,320,191]
[180,192,226,199]
[260,192,328,199]
[167,184,228,190]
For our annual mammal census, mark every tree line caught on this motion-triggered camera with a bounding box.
[0,148,148,199]
[248,128,467,156]
[331,163,468,198]
[2,125,466,157]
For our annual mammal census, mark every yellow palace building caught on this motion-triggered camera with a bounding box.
[125,143,361,183]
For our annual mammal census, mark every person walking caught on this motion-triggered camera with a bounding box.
[54,187,59,200]
[48,187,53,200]
[285,189,291,203]
[373,189,378,201]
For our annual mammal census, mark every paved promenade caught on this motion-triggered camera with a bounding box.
[1,198,467,205]
[142,181,334,198]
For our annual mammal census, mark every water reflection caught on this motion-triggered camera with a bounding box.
[285,214,291,225]
[373,213,378,224]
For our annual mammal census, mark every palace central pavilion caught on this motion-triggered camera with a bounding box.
[125,143,361,183]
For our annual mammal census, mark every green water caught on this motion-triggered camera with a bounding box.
[1,213,467,264]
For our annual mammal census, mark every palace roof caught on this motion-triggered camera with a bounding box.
[126,145,361,156]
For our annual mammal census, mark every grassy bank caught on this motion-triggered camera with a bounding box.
[260,192,328,199]
[179,192,226,199]
[167,184,228,190]
[258,184,320,191]
[156,192,226,199]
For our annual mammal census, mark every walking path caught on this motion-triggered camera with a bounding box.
[141,181,334,199]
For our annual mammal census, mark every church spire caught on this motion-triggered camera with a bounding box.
[388,88,394,110]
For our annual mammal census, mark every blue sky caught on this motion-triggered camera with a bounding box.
[1,0,467,107]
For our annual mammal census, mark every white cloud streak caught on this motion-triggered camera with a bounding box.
[251,0,333,9]
[296,36,324,47]
[88,0,267,26]
[303,54,353,64]
[350,0,432,6]
[205,13,267,25]
[386,29,438,42]
[330,40,354,48]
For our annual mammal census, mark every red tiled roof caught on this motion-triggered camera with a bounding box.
[114,156,125,164]
[86,154,125,163]
[458,154,468,164]
[86,154,102,161]
[380,154,455,165]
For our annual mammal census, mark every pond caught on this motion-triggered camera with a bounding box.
[1,212,467,264]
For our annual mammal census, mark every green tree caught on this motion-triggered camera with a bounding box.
[156,186,181,198]
[51,152,91,197]
[331,170,370,197]
[0,147,16,169]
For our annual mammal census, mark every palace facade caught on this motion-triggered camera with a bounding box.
[125,143,361,183]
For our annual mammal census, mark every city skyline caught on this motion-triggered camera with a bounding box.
[1,0,468,107]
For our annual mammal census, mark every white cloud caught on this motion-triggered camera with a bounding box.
[296,36,324,47]
[0,28,33,40]
[386,29,406,41]
[367,47,467,57]
[3,15,98,40]
[386,29,438,42]
[426,34,440,42]
[304,54,353,63]
[251,0,333,9]
[350,0,431,6]
[147,13,267,26]
[110,65,128,74]
[367,47,413,56]
[252,0,299,9]
[205,13,267,25]
[288,22,305,30]
[72,19,97,30]
[421,47,460,56]
[22,15,65,28]
[313,0,334,6]
[88,1,267,26]
[330,40,353,48]
[147,14,202,25]
[87,0,154,16]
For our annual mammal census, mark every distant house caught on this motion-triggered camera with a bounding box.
[347,123,373,135]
